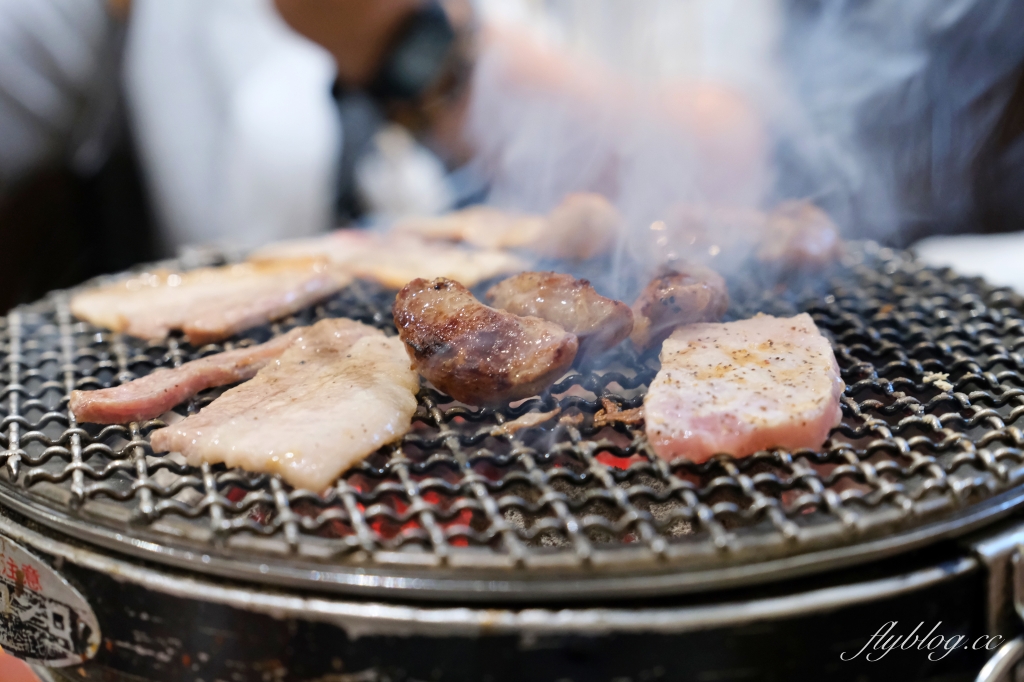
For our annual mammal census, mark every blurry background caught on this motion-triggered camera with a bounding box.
[0,0,1022,313]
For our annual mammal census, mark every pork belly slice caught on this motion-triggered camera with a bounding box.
[249,230,526,288]
[486,271,632,361]
[70,327,307,425]
[149,319,418,492]
[392,206,546,250]
[391,193,621,260]
[644,313,844,462]
[394,277,578,407]
[630,263,729,352]
[70,259,348,345]
[757,200,841,268]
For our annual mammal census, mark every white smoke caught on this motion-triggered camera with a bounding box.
[466,0,1024,272]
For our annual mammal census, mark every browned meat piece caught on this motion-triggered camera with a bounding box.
[629,263,729,352]
[490,407,561,437]
[593,397,645,427]
[485,272,633,361]
[393,278,578,407]
[757,200,841,268]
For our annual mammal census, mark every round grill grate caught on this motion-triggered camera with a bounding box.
[2,242,1024,601]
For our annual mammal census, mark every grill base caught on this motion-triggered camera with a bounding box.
[2,506,1001,682]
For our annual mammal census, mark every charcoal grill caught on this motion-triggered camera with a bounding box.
[5,241,1024,681]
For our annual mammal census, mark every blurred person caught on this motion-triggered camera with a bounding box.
[0,0,769,263]
[0,0,152,312]
[2,0,1022,276]
[778,0,1024,246]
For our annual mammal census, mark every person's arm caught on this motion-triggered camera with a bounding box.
[273,0,423,88]
[0,0,120,194]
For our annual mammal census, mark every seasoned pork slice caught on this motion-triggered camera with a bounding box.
[249,230,526,288]
[644,313,844,463]
[70,327,306,425]
[630,263,729,352]
[70,259,347,345]
[757,200,841,268]
[149,319,418,492]
[394,278,578,407]
[392,193,621,260]
[486,272,632,361]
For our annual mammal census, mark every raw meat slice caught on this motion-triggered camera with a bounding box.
[249,230,526,288]
[391,193,621,260]
[69,327,307,424]
[149,319,418,492]
[644,313,844,462]
[70,259,347,344]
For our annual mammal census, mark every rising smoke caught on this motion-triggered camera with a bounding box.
[465,0,1024,292]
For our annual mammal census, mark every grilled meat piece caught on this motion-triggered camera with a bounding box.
[629,263,729,351]
[392,192,621,260]
[593,397,644,427]
[70,327,306,425]
[757,200,841,268]
[393,278,578,407]
[644,313,844,462]
[490,407,561,437]
[486,271,632,361]
[392,206,545,250]
[531,193,621,260]
[149,319,418,492]
[657,204,766,264]
[70,259,347,345]
[249,230,526,288]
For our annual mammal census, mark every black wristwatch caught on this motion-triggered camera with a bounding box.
[368,2,461,105]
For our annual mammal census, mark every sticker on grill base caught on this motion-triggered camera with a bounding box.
[0,536,99,666]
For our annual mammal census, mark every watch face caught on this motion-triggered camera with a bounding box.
[373,4,457,102]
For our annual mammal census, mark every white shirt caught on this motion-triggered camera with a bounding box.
[123,0,342,251]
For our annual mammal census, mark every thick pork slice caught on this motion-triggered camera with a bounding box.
[149,319,418,491]
[70,259,347,344]
[644,313,844,462]
[70,327,305,424]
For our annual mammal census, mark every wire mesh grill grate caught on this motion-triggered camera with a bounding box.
[3,242,1024,598]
